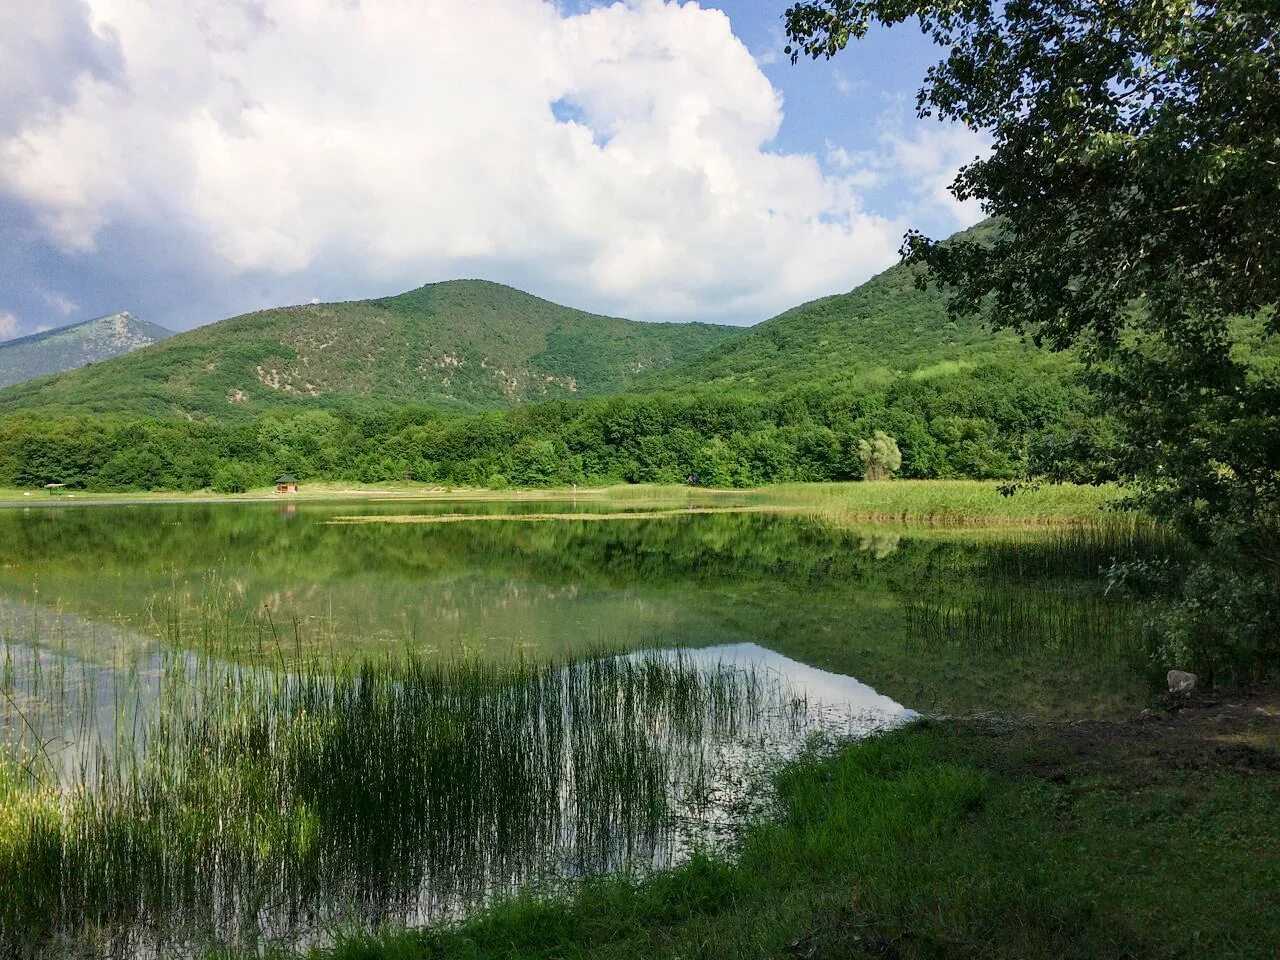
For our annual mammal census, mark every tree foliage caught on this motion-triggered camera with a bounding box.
[857,431,903,480]
[784,0,1280,538]
[784,0,1280,677]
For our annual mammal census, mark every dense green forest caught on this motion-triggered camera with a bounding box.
[0,347,1095,490]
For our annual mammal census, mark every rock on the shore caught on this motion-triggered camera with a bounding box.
[1167,670,1198,695]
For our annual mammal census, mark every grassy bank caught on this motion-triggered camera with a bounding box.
[0,481,632,506]
[260,703,1280,960]
[0,480,1127,526]
[765,480,1131,526]
[0,481,756,508]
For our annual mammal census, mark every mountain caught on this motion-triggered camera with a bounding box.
[0,312,174,389]
[645,227,1044,395]
[0,281,740,419]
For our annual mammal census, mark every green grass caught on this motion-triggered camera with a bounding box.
[0,481,721,509]
[254,714,1280,960]
[763,480,1131,525]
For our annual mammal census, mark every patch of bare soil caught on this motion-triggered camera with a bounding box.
[975,691,1280,784]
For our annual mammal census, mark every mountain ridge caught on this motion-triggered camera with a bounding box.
[641,221,1040,394]
[0,312,175,389]
[0,280,740,419]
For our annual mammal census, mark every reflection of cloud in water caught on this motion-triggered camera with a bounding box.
[640,642,916,725]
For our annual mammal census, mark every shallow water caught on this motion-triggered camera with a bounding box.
[0,498,1159,715]
[0,498,1162,956]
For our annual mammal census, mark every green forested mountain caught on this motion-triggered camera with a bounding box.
[0,312,174,389]
[0,281,739,419]
[0,229,1106,492]
[645,228,1048,395]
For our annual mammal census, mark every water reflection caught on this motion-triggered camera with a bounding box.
[639,642,915,725]
[0,501,1158,720]
[1,611,910,958]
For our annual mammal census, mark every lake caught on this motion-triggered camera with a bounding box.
[0,497,1164,956]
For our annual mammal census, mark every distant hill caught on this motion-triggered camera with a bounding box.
[646,225,1045,395]
[0,312,174,389]
[0,281,741,419]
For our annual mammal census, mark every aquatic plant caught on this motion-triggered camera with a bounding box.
[0,636,815,958]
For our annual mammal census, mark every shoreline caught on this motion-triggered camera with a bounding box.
[0,479,1133,526]
[235,694,1280,960]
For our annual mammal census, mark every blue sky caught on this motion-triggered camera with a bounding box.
[0,0,983,337]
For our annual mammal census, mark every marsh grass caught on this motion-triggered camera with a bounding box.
[0,628,830,959]
[765,480,1131,525]
[904,588,1147,662]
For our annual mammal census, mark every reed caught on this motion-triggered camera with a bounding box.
[765,480,1132,526]
[0,630,818,959]
[901,524,1176,663]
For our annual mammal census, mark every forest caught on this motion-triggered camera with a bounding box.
[0,352,1098,491]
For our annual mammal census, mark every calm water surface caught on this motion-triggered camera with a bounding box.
[0,498,1160,956]
[0,499,1155,714]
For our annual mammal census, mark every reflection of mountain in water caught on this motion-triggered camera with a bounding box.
[0,501,1158,718]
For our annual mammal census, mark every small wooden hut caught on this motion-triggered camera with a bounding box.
[274,474,299,494]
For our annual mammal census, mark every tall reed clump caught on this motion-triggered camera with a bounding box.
[767,480,1130,526]
[0,638,807,959]
[904,587,1146,661]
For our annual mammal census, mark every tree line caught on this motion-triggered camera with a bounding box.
[0,358,1097,491]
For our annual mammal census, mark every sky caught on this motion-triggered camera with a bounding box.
[0,0,986,338]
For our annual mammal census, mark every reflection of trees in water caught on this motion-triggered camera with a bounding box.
[0,504,1168,592]
[857,532,901,559]
[0,505,1174,711]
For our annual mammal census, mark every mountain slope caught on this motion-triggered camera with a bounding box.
[0,281,740,419]
[646,259,1039,395]
[0,313,174,389]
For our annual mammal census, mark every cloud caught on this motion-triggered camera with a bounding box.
[0,0,933,325]
[880,125,988,226]
[0,0,122,137]
[40,289,78,316]
[832,68,867,97]
[824,122,988,230]
[0,311,19,340]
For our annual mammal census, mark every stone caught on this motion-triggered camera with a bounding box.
[1167,669,1198,695]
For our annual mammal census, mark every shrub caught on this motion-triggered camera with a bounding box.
[857,431,902,481]
[211,463,255,494]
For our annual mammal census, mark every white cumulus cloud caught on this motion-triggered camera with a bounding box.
[0,311,19,340]
[0,0,974,325]
[826,120,989,229]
